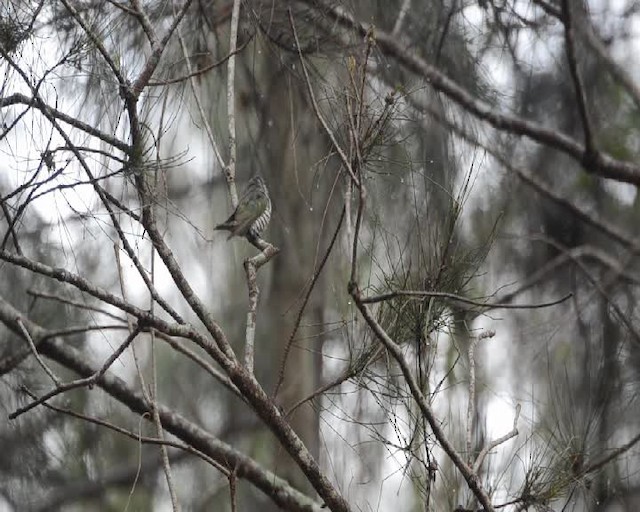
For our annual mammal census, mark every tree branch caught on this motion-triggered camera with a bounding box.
[561,0,596,158]
[0,93,130,153]
[350,285,495,512]
[301,0,640,185]
[0,297,325,512]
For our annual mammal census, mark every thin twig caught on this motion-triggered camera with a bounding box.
[473,404,521,473]
[174,4,225,170]
[0,198,22,255]
[486,245,640,312]
[149,98,181,512]
[10,326,142,419]
[361,289,573,309]
[349,160,366,285]
[225,0,242,207]
[287,8,360,187]
[467,331,496,467]
[155,331,243,400]
[466,336,479,465]
[406,92,640,254]
[99,186,142,222]
[0,93,130,152]
[581,429,640,476]
[561,0,596,158]
[16,317,61,386]
[534,234,640,346]
[2,53,186,327]
[24,387,227,474]
[125,413,149,512]
[351,286,495,512]
[0,297,332,512]
[27,289,127,323]
[59,0,128,85]
[285,342,382,417]
[344,176,353,250]
[149,38,251,86]
[0,249,228,363]
[531,0,640,111]
[273,207,345,397]
[392,0,412,35]
[130,0,195,95]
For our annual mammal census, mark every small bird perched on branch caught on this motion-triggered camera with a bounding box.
[215,175,271,240]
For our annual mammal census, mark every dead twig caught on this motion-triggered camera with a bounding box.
[10,326,142,419]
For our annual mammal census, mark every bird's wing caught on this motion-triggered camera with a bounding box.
[230,189,268,236]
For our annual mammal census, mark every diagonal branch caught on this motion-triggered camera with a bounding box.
[300,0,640,185]
[273,206,345,397]
[350,285,495,512]
[15,318,61,387]
[473,404,520,473]
[0,93,130,153]
[0,54,186,327]
[0,298,324,512]
[224,0,242,207]
[407,92,640,254]
[130,0,195,95]
[360,290,573,309]
[288,8,360,187]
[10,326,142,419]
[561,0,596,158]
[532,0,640,111]
[0,249,227,363]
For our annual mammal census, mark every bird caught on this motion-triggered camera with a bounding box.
[214,175,271,240]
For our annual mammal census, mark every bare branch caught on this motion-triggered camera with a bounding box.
[148,38,252,87]
[130,0,196,95]
[350,285,495,512]
[407,92,640,254]
[361,290,573,309]
[243,242,280,372]
[288,8,360,187]
[302,0,640,185]
[0,195,22,255]
[0,298,326,512]
[224,0,242,207]
[0,249,227,363]
[16,317,61,386]
[473,404,521,473]
[0,93,130,153]
[561,0,596,157]
[26,289,127,323]
[532,0,640,111]
[59,0,128,87]
[10,326,142,419]
[582,429,640,476]
[274,207,345,397]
